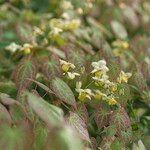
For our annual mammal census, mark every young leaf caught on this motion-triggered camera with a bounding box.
[51,77,76,107]
[25,92,64,127]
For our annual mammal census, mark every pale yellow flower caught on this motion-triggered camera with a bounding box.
[64,19,81,30]
[77,89,92,101]
[76,8,83,14]
[61,1,73,10]
[92,74,109,86]
[50,27,63,36]
[5,42,21,53]
[60,59,75,72]
[62,12,70,20]
[117,71,132,83]
[94,90,107,100]
[75,82,93,101]
[76,81,82,90]
[67,72,80,80]
[108,98,118,106]
[112,40,129,49]
[91,60,109,77]
[21,43,33,54]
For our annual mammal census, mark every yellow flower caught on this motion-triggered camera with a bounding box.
[77,89,92,101]
[113,48,122,57]
[122,41,129,49]
[76,8,83,14]
[111,84,117,92]
[66,72,80,80]
[94,90,107,100]
[117,71,132,83]
[112,40,129,49]
[92,74,109,86]
[91,60,109,78]
[5,42,21,53]
[24,48,31,54]
[22,43,33,54]
[64,19,81,30]
[60,59,75,72]
[75,83,92,101]
[61,1,73,10]
[108,98,118,106]
[76,81,82,90]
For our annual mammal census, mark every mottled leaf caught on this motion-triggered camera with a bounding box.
[94,101,110,128]
[68,112,90,142]
[45,125,83,150]
[51,77,76,107]
[15,56,37,92]
[25,92,64,127]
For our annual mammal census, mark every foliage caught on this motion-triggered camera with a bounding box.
[0,0,149,149]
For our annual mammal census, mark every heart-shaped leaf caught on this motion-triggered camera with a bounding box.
[45,125,83,150]
[67,112,90,142]
[15,56,37,92]
[51,77,76,107]
[25,92,64,127]
[94,101,110,128]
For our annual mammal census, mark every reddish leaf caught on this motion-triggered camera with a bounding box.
[67,112,90,142]
[94,101,109,128]
[14,56,37,92]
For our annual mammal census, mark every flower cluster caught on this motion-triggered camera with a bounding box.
[60,59,132,106]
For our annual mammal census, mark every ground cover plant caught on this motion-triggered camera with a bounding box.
[0,0,150,149]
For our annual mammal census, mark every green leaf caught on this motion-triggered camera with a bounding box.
[51,77,76,107]
[25,92,64,127]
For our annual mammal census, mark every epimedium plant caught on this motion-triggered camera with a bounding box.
[0,0,150,150]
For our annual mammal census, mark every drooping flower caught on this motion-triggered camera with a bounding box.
[108,98,118,106]
[111,83,118,92]
[21,43,33,54]
[75,82,93,101]
[5,42,22,53]
[91,60,109,77]
[77,89,92,101]
[94,90,107,100]
[66,72,80,80]
[61,1,73,10]
[50,27,63,36]
[117,71,132,83]
[59,59,75,72]
[92,74,109,86]
[112,40,129,49]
